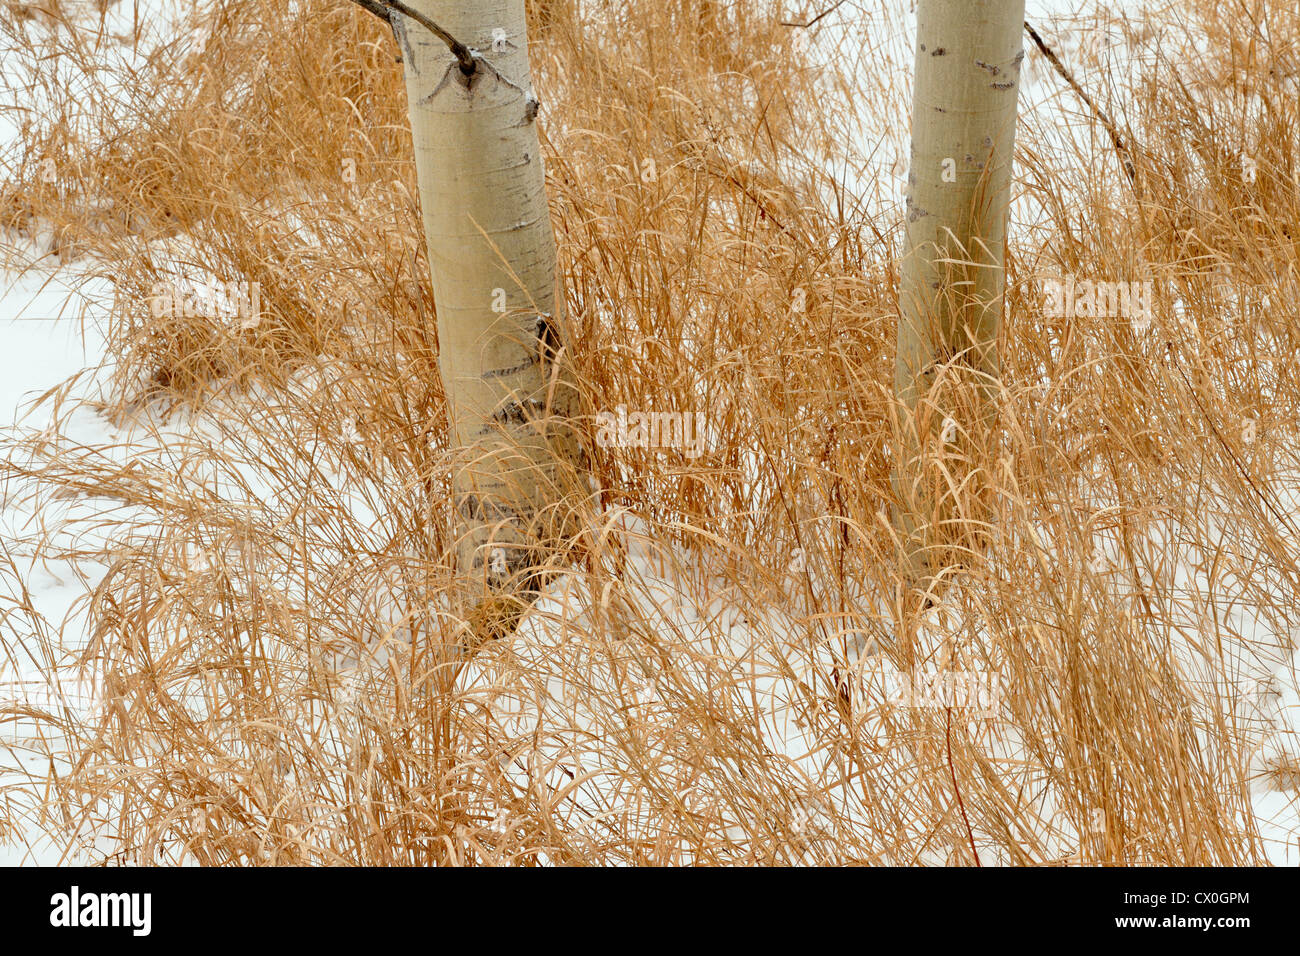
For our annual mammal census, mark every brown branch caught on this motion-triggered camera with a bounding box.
[946,705,980,867]
[349,0,477,75]
[780,0,849,30]
[1024,19,1138,193]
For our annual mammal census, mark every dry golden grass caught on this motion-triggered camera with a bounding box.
[0,0,1297,864]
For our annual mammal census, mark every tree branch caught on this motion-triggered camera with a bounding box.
[1024,19,1138,192]
[779,0,849,30]
[349,0,478,75]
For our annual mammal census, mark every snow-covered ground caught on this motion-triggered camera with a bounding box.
[0,249,111,864]
[2,0,1298,864]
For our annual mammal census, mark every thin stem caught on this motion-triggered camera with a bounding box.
[946,705,981,867]
[1024,19,1138,192]
[779,0,849,30]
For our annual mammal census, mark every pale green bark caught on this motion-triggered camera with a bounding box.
[394,1,582,633]
[893,0,1025,586]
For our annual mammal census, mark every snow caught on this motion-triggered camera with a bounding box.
[0,255,113,865]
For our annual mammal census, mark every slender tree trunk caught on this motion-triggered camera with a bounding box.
[393,1,583,640]
[892,0,1025,594]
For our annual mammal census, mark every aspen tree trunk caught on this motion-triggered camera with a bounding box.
[892,0,1025,593]
[392,1,582,640]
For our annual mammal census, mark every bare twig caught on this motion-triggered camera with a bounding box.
[349,0,477,75]
[1024,19,1139,192]
[946,706,980,867]
[780,0,850,30]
